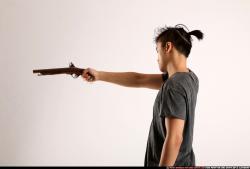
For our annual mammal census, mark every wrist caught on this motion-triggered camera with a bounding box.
[97,71,104,81]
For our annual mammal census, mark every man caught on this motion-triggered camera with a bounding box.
[81,24,203,167]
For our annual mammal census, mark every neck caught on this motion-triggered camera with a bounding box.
[166,53,189,78]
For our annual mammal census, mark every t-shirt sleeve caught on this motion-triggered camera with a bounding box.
[159,86,187,120]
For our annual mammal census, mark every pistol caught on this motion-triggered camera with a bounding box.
[33,62,94,80]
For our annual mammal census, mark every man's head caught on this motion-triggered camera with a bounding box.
[154,24,204,72]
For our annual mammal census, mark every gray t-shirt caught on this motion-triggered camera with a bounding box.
[144,68,199,167]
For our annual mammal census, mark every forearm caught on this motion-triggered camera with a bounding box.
[98,71,142,87]
[159,137,182,167]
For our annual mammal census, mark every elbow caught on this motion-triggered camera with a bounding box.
[167,135,183,147]
[135,73,144,87]
[175,136,183,147]
[174,137,183,148]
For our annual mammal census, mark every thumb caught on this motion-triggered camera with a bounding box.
[83,68,91,77]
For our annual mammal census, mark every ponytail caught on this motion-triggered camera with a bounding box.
[188,30,204,40]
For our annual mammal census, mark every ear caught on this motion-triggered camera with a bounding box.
[164,42,173,54]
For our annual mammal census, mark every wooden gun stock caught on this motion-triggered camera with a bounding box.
[33,62,93,79]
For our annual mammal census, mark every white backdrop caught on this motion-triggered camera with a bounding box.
[1,0,250,166]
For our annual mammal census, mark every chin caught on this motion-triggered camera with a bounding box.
[159,65,167,73]
[159,67,164,72]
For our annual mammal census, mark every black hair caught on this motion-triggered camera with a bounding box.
[153,24,204,57]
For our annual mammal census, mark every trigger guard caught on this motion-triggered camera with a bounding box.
[71,73,79,78]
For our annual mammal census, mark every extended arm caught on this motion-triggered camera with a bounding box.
[82,68,167,90]
[98,71,165,90]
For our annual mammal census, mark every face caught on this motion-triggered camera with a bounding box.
[156,41,172,72]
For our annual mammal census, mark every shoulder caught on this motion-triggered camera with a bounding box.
[163,71,198,95]
[163,76,186,96]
